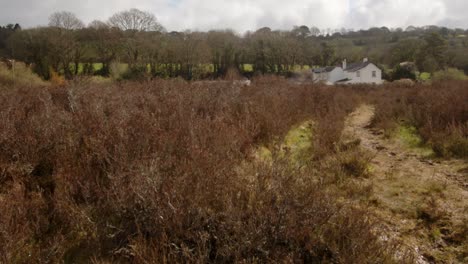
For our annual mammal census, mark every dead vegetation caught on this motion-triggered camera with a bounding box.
[369,81,468,159]
[0,77,466,263]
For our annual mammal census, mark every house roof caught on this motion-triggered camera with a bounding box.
[344,61,372,72]
[313,66,337,73]
[335,78,352,83]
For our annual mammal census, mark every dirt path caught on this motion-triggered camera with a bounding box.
[343,105,468,263]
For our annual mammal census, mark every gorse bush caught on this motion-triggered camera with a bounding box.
[0,77,414,263]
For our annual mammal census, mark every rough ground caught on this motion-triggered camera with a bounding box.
[343,105,468,264]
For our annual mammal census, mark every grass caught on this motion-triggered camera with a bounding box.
[283,120,314,165]
[253,120,313,166]
[370,81,468,159]
[345,86,468,262]
[366,150,467,263]
[0,63,48,87]
[418,72,431,81]
[69,63,310,76]
[72,63,104,74]
[397,125,422,147]
[394,124,434,156]
[376,174,444,217]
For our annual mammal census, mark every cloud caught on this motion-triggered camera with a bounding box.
[0,0,467,32]
[160,0,349,32]
[346,0,447,29]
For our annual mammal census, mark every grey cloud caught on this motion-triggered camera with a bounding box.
[0,0,467,32]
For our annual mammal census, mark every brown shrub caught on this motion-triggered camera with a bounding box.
[370,81,468,159]
[0,77,409,263]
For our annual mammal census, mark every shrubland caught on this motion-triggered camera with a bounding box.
[1,75,467,263]
[0,76,418,263]
[370,81,468,158]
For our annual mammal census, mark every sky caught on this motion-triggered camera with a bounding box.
[1,0,467,32]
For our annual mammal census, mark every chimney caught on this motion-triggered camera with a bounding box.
[363,57,368,63]
[342,59,347,69]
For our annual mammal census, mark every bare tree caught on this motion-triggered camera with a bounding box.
[108,9,164,32]
[48,11,84,30]
[88,20,109,30]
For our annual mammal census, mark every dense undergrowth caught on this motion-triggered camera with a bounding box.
[1,75,466,263]
[369,81,468,159]
[0,76,418,263]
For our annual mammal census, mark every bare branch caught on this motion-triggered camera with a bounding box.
[48,11,84,30]
[108,8,165,32]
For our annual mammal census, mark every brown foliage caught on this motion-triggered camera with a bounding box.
[370,81,468,158]
[0,78,409,263]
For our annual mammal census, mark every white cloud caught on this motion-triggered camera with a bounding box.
[0,0,467,32]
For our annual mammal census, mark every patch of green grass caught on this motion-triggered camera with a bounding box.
[242,64,254,72]
[283,120,313,165]
[418,72,431,81]
[110,63,130,80]
[292,65,310,72]
[70,63,104,74]
[284,121,312,150]
[398,125,422,147]
[253,120,313,166]
[395,125,434,156]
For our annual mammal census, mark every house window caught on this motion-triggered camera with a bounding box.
[357,71,360,77]
[372,71,376,78]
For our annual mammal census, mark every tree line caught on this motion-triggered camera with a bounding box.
[1,9,468,80]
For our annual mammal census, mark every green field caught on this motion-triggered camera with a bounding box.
[70,63,310,75]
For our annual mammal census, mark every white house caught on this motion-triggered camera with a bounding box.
[312,58,383,85]
[312,66,345,85]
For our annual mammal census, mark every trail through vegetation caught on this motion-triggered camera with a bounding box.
[343,105,468,263]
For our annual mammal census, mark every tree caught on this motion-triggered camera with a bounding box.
[423,32,447,69]
[320,42,335,66]
[108,9,164,32]
[207,30,241,77]
[88,20,109,30]
[405,26,417,32]
[176,31,210,80]
[83,26,122,76]
[310,26,321,36]
[8,26,86,79]
[48,11,84,30]
[292,25,310,38]
[419,56,439,73]
[392,64,416,80]
[389,39,423,66]
[0,23,21,56]
[255,27,272,34]
[8,28,53,78]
